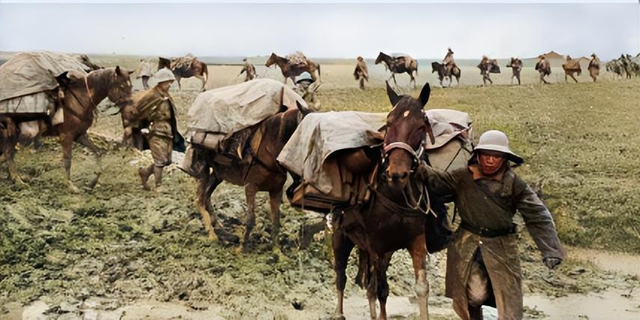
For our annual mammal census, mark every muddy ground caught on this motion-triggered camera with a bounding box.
[1,59,639,319]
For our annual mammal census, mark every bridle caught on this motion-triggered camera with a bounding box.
[382,140,424,170]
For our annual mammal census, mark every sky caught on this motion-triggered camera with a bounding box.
[1,2,639,60]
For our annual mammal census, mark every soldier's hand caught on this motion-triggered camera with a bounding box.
[543,257,562,270]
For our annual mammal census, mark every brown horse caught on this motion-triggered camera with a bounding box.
[190,102,311,250]
[265,52,321,84]
[562,55,582,83]
[158,56,209,91]
[506,57,523,85]
[0,67,133,192]
[535,56,552,84]
[375,52,418,88]
[477,57,501,86]
[332,82,446,320]
[431,61,461,87]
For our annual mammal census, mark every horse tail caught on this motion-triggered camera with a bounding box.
[415,60,418,76]
[202,63,209,84]
[317,63,321,82]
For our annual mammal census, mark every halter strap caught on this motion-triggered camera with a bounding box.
[84,76,96,107]
[383,141,424,163]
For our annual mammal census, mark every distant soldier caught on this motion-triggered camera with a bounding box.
[588,53,600,82]
[294,72,320,110]
[135,68,185,191]
[353,56,369,90]
[239,58,257,82]
[535,55,552,84]
[443,47,457,76]
[506,57,523,85]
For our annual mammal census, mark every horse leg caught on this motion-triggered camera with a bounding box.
[196,169,222,241]
[241,183,259,251]
[332,226,355,320]
[142,76,149,90]
[59,133,80,193]
[376,253,393,320]
[409,234,430,320]
[0,120,25,185]
[268,188,283,251]
[176,76,182,90]
[75,133,102,189]
[570,73,578,83]
[517,74,521,85]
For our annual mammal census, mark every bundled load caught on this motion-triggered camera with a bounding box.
[134,58,156,79]
[562,55,582,75]
[278,109,472,212]
[286,51,309,67]
[180,79,307,172]
[0,51,99,116]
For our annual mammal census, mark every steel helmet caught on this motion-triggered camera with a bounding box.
[474,130,523,164]
[295,72,314,84]
[153,68,176,83]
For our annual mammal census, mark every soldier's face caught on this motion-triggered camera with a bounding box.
[298,81,311,89]
[478,151,506,175]
[158,80,173,91]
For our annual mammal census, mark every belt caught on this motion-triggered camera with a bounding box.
[460,221,516,238]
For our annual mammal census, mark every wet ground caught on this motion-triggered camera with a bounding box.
[1,62,640,319]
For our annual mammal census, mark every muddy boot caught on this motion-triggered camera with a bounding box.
[139,166,153,191]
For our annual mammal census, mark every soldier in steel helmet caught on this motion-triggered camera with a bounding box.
[418,130,564,320]
[293,71,320,110]
[133,68,185,191]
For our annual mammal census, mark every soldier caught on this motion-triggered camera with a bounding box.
[293,72,320,110]
[353,56,369,90]
[135,68,185,191]
[418,130,564,320]
[239,58,257,82]
[443,47,457,76]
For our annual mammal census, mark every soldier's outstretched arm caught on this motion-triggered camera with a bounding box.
[416,161,458,197]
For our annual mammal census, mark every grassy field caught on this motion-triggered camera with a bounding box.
[1,56,639,318]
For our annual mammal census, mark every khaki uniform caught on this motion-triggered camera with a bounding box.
[444,51,456,74]
[294,83,319,110]
[418,163,564,320]
[134,87,184,167]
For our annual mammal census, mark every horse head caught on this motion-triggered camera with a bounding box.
[265,53,279,67]
[158,57,172,71]
[431,62,441,74]
[383,81,434,187]
[106,66,134,108]
[375,52,387,65]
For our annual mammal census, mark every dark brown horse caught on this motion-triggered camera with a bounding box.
[265,52,321,84]
[375,52,418,88]
[431,61,461,87]
[0,67,133,192]
[332,82,446,320]
[189,102,311,250]
[506,57,523,85]
[158,56,209,91]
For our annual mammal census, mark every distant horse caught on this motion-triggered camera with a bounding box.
[265,52,321,84]
[375,52,419,88]
[332,82,449,320]
[506,57,523,85]
[158,55,209,91]
[477,57,501,86]
[431,61,460,87]
[189,102,311,250]
[562,55,582,83]
[0,67,133,192]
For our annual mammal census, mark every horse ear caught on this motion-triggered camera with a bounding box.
[115,66,122,76]
[55,71,70,87]
[386,81,400,107]
[418,83,430,108]
[296,100,312,116]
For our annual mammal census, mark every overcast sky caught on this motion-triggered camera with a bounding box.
[1,3,639,60]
